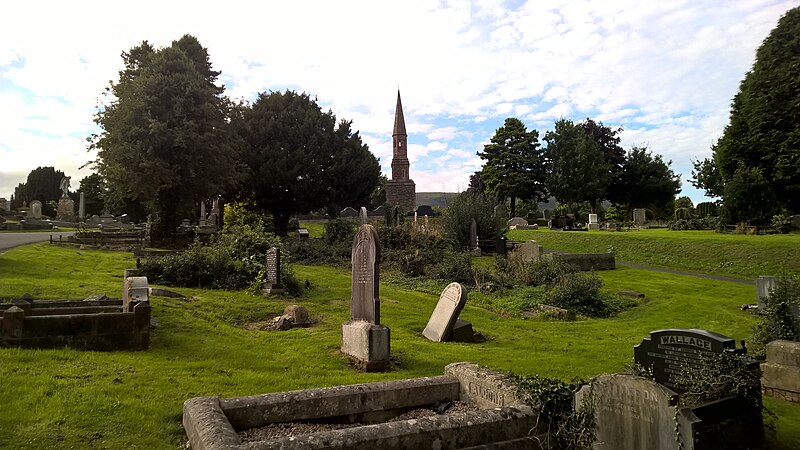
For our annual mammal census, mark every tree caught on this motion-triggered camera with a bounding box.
[92,35,241,241]
[617,146,681,218]
[441,191,506,249]
[477,117,546,217]
[78,173,107,217]
[675,196,694,210]
[581,118,625,204]
[369,174,388,210]
[12,166,65,216]
[721,164,778,225]
[238,91,380,235]
[466,171,485,194]
[698,7,800,217]
[544,118,611,212]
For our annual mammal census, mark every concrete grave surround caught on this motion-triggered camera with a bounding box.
[261,247,285,295]
[182,362,541,450]
[422,282,468,342]
[761,340,800,403]
[29,200,43,219]
[516,240,542,263]
[633,328,735,393]
[342,224,390,371]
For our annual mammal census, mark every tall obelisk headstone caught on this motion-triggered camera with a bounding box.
[79,192,86,220]
[385,90,416,214]
[341,224,390,371]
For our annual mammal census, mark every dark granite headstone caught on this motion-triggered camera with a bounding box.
[416,205,435,217]
[634,328,735,393]
[350,224,380,324]
[341,207,358,217]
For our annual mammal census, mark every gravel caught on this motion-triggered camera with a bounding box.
[238,401,480,443]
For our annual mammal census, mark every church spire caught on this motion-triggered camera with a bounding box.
[393,90,407,137]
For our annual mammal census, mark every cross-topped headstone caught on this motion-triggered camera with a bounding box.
[351,224,381,324]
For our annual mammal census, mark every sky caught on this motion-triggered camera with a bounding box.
[1,0,798,206]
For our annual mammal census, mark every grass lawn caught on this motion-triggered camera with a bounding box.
[508,228,800,280]
[0,243,798,448]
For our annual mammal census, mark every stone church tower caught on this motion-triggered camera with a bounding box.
[386,91,416,213]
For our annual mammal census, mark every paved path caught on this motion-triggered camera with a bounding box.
[0,232,75,253]
[544,248,752,285]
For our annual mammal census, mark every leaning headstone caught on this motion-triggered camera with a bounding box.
[341,224,390,371]
[516,240,542,263]
[262,247,285,295]
[29,200,43,219]
[422,282,468,342]
[633,328,735,393]
[470,219,481,256]
[633,208,646,225]
[359,206,368,224]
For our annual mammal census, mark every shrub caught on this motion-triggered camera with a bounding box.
[398,249,427,277]
[428,251,473,284]
[223,201,271,232]
[284,236,350,267]
[324,218,357,244]
[547,272,608,317]
[440,191,506,250]
[751,277,800,357]
[513,254,579,287]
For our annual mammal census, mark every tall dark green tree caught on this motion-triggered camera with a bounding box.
[477,117,546,217]
[694,7,800,217]
[91,35,240,241]
[238,91,380,235]
[12,166,65,216]
[78,173,107,217]
[544,118,611,212]
[581,118,625,204]
[617,146,681,218]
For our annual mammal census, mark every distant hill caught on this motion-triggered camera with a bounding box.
[416,192,460,208]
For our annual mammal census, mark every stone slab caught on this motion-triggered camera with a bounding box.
[450,318,474,342]
[341,320,390,371]
[422,282,467,342]
[444,362,523,409]
[350,224,381,324]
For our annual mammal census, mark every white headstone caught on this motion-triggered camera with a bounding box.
[422,283,468,342]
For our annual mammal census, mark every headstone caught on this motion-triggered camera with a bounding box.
[29,200,42,219]
[450,318,475,342]
[79,192,85,220]
[89,215,101,224]
[123,276,149,312]
[416,205,435,217]
[414,211,418,226]
[262,247,285,295]
[756,276,780,309]
[210,197,221,229]
[181,218,191,227]
[506,217,528,228]
[56,197,75,221]
[341,224,390,371]
[516,240,542,263]
[199,201,207,226]
[283,305,309,326]
[340,207,358,217]
[543,209,552,220]
[493,204,507,219]
[633,328,735,393]
[761,340,800,403]
[633,208,646,225]
[422,282,468,342]
[119,214,130,224]
[359,206,368,224]
[494,236,507,256]
[296,228,309,239]
[588,213,598,224]
[470,219,481,256]
[588,213,600,230]
[370,205,386,218]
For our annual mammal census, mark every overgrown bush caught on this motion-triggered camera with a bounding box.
[511,373,596,449]
[324,218,357,244]
[676,352,762,410]
[284,236,351,267]
[668,216,720,231]
[547,272,609,317]
[752,277,800,357]
[428,251,473,284]
[223,202,272,232]
[512,254,579,287]
[440,191,506,249]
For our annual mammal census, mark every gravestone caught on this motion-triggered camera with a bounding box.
[470,219,481,256]
[199,201,207,226]
[296,228,309,239]
[507,217,528,228]
[370,205,386,218]
[633,328,735,393]
[588,213,600,231]
[756,275,779,309]
[416,205,435,217]
[340,207,358,217]
[341,224,390,371]
[79,192,85,220]
[543,209,552,220]
[422,282,468,342]
[493,204,507,219]
[262,247,285,295]
[633,208,646,225]
[359,206,368,224]
[57,198,75,221]
[29,200,42,219]
[516,240,542,263]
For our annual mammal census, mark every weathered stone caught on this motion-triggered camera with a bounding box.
[633,328,736,393]
[283,305,308,325]
[633,208,646,225]
[341,320,390,370]
[522,304,576,321]
[262,247,285,295]
[755,275,783,309]
[515,240,542,263]
[762,340,800,402]
[29,200,42,219]
[506,217,528,228]
[123,276,149,312]
[422,282,468,342]
[296,228,309,239]
[449,318,474,342]
[359,206,368,224]
[444,362,524,408]
[350,224,380,323]
[618,290,645,299]
[56,197,75,221]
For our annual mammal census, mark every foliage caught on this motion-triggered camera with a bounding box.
[92,35,241,242]
[237,90,379,235]
[616,146,681,218]
[676,352,762,411]
[668,217,720,231]
[12,166,66,216]
[511,253,579,287]
[695,7,800,215]
[477,117,547,217]
[223,201,271,232]
[511,374,596,450]
[467,171,486,194]
[772,214,791,232]
[428,251,473,284]
[324,218,357,244]
[675,196,694,210]
[368,175,388,210]
[78,173,107,217]
[140,225,282,289]
[547,272,610,318]
[696,201,719,217]
[721,164,779,225]
[440,191,506,249]
[545,118,611,213]
[580,118,625,206]
[605,205,626,222]
[752,277,800,356]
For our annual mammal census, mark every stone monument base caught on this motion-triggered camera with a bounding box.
[471,247,482,257]
[342,320,390,371]
[587,223,600,231]
[57,198,75,221]
[261,283,286,295]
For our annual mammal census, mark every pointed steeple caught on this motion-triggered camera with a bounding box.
[393,90,406,137]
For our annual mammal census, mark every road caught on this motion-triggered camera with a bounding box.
[0,231,76,253]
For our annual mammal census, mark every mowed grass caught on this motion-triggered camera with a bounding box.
[508,228,800,279]
[0,243,798,448]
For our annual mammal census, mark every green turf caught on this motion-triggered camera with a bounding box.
[507,228,800,279]
[0,243,798,448]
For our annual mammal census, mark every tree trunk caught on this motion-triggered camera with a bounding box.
[273,211,291,237]
[510,196,516,218]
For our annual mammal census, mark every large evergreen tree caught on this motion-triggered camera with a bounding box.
[617,146,681,218]
[92,35,240,241]
[238,91,380,235]
[581,119,625,204]
[12,166,65,216]
[693,7,800,217]
[477,117,546,217]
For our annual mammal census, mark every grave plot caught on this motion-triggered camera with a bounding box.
[0,274,151,351]
[183,362,543,450]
